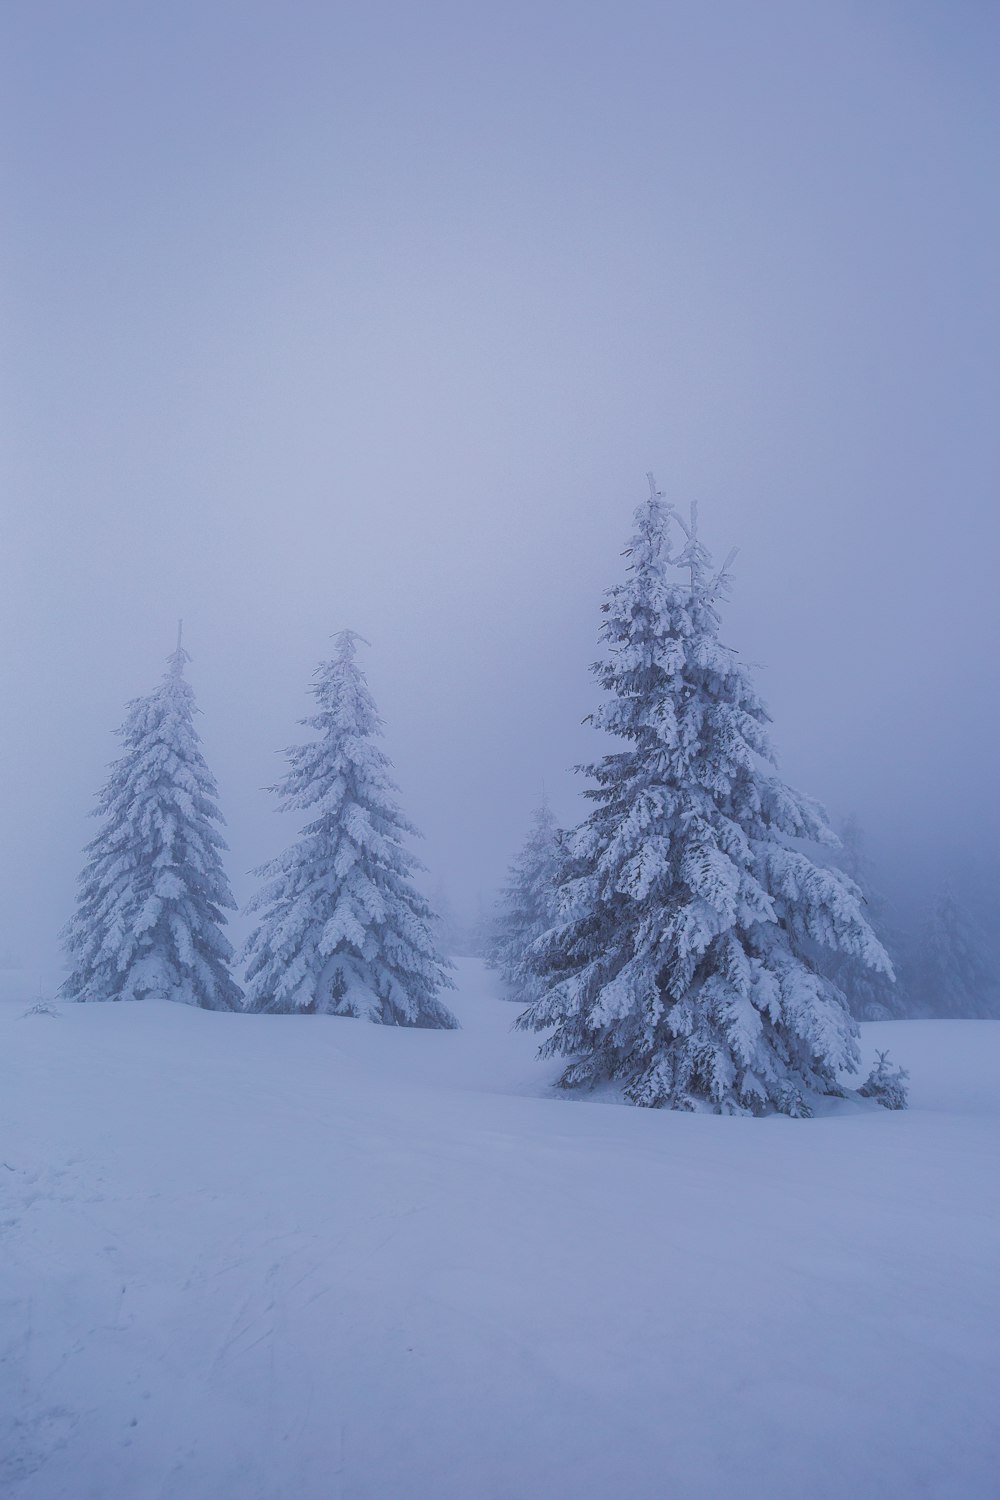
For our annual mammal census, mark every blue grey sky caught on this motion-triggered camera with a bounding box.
[2,1,998,974]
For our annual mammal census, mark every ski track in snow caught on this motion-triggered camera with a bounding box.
[2,959,999,1500]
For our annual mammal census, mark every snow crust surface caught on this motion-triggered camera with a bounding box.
[2,961,998,1499]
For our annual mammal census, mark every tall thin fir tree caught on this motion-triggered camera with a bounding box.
[487,799,564,1003]
[241,632,457,1027]
[518,477,896,1116]
[61,625,242,1009]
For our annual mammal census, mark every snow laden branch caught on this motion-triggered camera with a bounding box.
[60,634,242,1009]
[517,479,898,1116]
[241,631,457,1027]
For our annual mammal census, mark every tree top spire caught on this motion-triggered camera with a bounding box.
[167,618,190,678]
[331,628,372,661]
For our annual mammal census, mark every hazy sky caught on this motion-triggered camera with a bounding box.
[2,1,998,977]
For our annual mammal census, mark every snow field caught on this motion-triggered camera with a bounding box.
[2,959,999,1500]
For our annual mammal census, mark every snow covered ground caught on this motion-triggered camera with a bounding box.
[2,960,998,1500]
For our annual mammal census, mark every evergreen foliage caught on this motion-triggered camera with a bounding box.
[858,1049,909,1110]
[61,634,241,1009]
[517,478,895,1115]
[241,632,457,1027]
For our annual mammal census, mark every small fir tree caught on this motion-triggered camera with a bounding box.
[487,801,564,1003]
[518,477,895,1116]
[61,628,241,1009]
[858,1050,909,1110]
[241,632,457,1027]
[913,885,999,1018]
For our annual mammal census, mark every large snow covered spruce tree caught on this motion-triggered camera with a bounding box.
[241,632,457,1027]
[61,630,242,1009]
[517,478,894,1116]
[487,800,564,1003]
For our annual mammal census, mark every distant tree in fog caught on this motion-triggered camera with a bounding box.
[431,880,468,958]
[819,816,904,1020]
[61,630,241,1010]
[241,632,457,1027]
[465,889,495,962]
[487,800,564,1003]
[517,478,897,1116]
[910,885,999,1019]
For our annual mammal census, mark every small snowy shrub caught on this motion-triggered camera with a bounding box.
[22,1001,60,1018]
[859,1050,909,1110]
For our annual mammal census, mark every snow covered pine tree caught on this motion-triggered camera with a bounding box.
[517,477,897,1115]
[61,627,242,1009]
[241,632,457,1027]
[487,800,564,1003]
